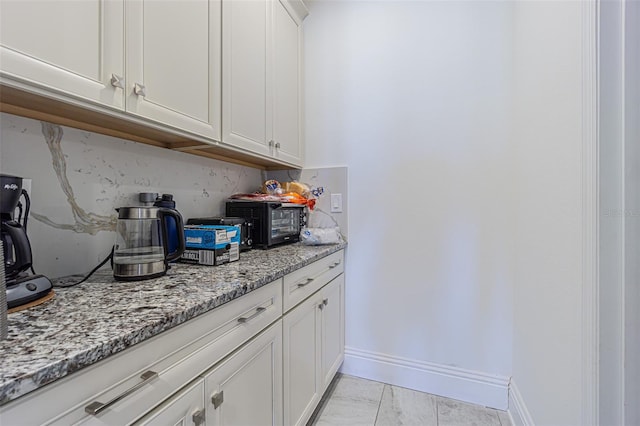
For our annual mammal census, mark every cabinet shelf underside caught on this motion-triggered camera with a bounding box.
[0,84,299,171]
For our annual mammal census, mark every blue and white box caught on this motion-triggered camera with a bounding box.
[181,225,240,265]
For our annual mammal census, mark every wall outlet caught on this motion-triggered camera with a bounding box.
[22,178,32,196]
[330,193,343,213]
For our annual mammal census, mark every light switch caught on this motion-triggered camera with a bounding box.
[330,193,343,213]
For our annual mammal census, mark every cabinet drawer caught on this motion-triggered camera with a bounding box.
[133,378,205,426]
[0,280,282,426]
[283,250,343,313]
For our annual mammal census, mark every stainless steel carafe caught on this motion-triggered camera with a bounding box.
[113,207,185,281]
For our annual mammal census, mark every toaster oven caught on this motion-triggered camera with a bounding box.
[225,201,306,249]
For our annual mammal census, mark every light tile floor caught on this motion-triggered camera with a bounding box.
[309,374,512,426]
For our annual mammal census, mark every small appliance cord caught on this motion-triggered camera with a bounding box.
[76,246,114,286]
[54,247,114,288]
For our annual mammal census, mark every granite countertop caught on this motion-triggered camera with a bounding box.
[0,242,346,405]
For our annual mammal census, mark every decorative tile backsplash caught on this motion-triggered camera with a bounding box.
[0,113,262,278]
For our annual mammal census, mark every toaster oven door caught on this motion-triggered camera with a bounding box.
[269,207,301,245]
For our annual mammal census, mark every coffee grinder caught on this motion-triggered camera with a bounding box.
[1,174,52,309]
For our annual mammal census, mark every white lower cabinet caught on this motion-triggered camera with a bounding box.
[134,379,206,426]
[0,251,345,426]
[204,321,283,426]
[320,274,345,390]
[283,273,345,426]
[283,291,322,426]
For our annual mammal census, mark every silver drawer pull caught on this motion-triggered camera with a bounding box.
[297,277,314,287]
[85,370,158,415]
[323,298,329,306]
[295,259,342,289]
[237,306,266,323]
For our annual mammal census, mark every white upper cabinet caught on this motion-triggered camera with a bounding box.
[222,0,307,167]
[126,0,221,139]
[272,0,304,165]
[1,0,307,168]
[221,0,271,155]
[0,0,125,109]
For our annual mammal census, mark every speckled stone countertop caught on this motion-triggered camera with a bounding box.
[0,242,346,405]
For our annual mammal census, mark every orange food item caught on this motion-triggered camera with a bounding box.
[282,192,316,210]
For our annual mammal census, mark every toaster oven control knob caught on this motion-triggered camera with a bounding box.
[26,283,37,292]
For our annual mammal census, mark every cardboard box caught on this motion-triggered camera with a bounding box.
[180,225,240,265]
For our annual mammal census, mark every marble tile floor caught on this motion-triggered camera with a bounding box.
[308,374,512,426]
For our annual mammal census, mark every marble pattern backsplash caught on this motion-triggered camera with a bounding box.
[0,113,262,279]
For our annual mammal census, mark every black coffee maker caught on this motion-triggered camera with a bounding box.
[1,174,52,309]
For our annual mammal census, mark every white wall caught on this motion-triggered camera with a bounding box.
[305,0,514,408]
[599,1,626,424]
[305,0,596,421]
[624,1,640,423]
[509,2,586,425]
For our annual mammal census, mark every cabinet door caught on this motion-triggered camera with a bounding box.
[283,293,322,426]
[135,379,206,426]
[221,0,272,156]
[320,274,345,391]
[272,0,303,166]
[126,0,221,139]
[0,0,124,109]
[204,321,283,426]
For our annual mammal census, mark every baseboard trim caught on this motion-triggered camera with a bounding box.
[341,346,509,410]
[508,379,535,426]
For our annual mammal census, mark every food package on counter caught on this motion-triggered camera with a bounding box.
[281,181,311,198]
[262,179,282,195]
[300,227,343,245]
[281,192,316,210]
[181,225,240,266]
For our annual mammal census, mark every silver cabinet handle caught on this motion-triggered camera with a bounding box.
[134,83,146,97]
[110,74,124,89]
[85,370,158,415]
[211,391,224,409]
[297,260,341,288]
[275,142,281,149]
[319,303,324,310]
[237,306,266,323]
[323,298,329,306]
[297,277,314,287]
[268,140,275,148]
[192,409,205,426]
